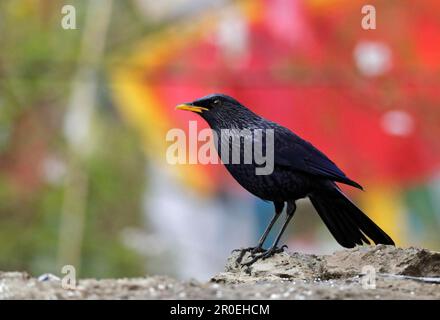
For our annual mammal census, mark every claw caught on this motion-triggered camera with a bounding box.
[234,246,265,264]
[250,246,266,255]
[274,244,288,253]
[242,245,287,266]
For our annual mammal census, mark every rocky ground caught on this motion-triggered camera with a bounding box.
[0,245,439,299]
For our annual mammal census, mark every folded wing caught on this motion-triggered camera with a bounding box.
[274,130,363,190]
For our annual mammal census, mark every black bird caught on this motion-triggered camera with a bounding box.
[176,94,395,265]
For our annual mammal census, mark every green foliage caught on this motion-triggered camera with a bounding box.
[0,0,152,277]
[81,114,146,277]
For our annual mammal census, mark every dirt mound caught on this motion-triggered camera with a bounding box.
[214,245,440,283]
[326,245,440,278]
[1,245,439,299]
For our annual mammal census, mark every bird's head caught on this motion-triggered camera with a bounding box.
[175,94,253,127]
[175,93,241,114]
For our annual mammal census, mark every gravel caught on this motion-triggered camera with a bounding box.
[1,245,439,299]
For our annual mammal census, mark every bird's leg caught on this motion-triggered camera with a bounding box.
[243,201,296,266]
[234,214,278,264]
[235,202,284,264]
[252,210,282,254]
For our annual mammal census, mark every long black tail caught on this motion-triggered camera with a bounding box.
[309,185,395,248]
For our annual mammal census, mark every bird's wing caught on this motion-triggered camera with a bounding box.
[274,130,363,190]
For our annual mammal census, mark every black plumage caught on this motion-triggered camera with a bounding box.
[176,93,395,265]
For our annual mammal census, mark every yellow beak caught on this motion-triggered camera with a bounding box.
[175,104,209,113]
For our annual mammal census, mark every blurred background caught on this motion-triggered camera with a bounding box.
[0,0,439,280]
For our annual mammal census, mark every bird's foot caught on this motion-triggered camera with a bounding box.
[234,246,266,264]
[242,245,288,267]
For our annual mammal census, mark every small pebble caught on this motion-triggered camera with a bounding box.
[38,274,60,282]
[270,293,280,299]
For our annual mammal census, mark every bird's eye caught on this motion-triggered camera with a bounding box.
[213,99,220,105]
